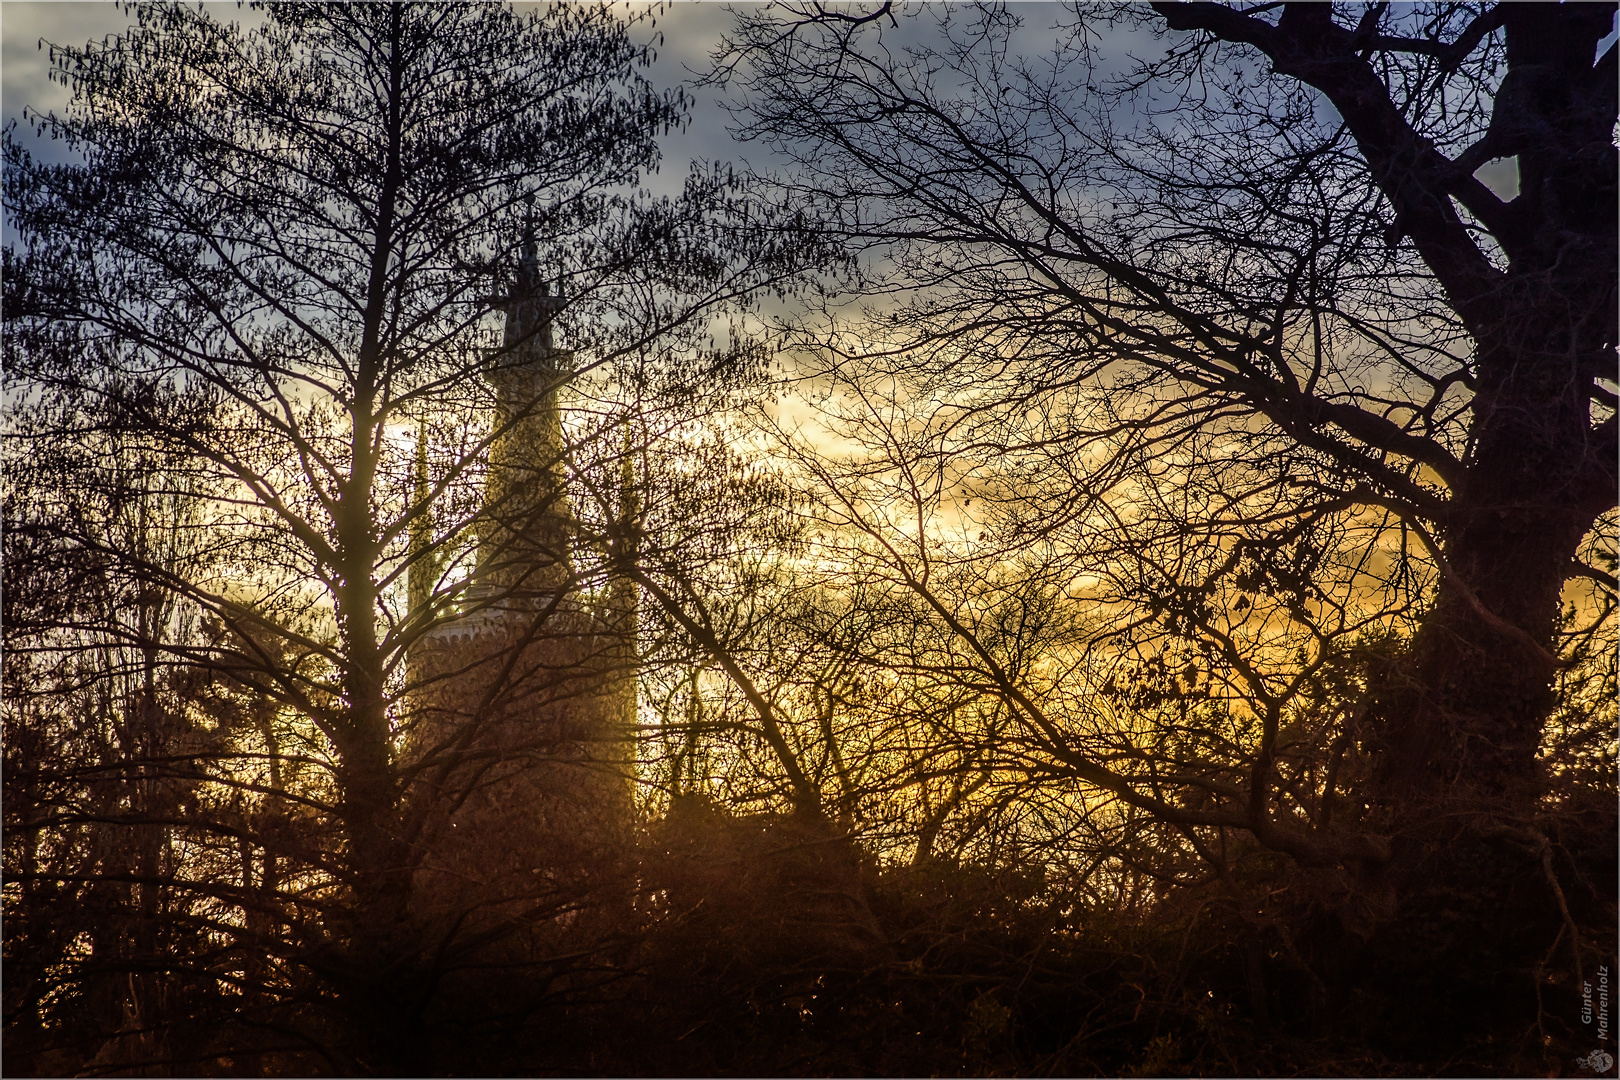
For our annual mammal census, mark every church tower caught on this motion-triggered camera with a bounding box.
[404,216,637,943]
[472,215,573,603]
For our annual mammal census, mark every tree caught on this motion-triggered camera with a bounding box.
[1137,0,1617,805]
[3,3,819,1071]
[710,0,1616,1063]
[719,0,1616,845]
[2,387,230,1075]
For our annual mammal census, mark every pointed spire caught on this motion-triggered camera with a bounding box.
[477,196,575,598]
[610,417,640,712]
[502,190,562,354]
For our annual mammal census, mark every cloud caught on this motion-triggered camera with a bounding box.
[4,3,134,146]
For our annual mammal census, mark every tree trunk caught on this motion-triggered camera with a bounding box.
[1361,3,1617,813]
[338,737,420,1075]
[334,530,416,1071]
[1373,331,1604,807]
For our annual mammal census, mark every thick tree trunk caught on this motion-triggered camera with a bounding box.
[1148,1,1615,818]
[330,588,422,1073]
[1363,3,1617,812]
[1373,333,1604,806]
[337,731,422,1075]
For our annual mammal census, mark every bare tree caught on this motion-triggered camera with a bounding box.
[705,1,1616,1062]
[716,0,1615,855]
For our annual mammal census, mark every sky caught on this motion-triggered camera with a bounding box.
[4,2,1587,200]
[0,3,744,174]
[0,1,1537,338]
[0,1,870,199]
[1,2,1109,195]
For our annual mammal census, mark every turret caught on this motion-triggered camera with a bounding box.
[405,215,638,956]
[605,421,641,767]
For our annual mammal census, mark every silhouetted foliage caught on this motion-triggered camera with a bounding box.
[695,0,1618,1072]
[4,2,1615,1077]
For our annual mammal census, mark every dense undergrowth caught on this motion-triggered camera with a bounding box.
[8,786,1612,1078]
